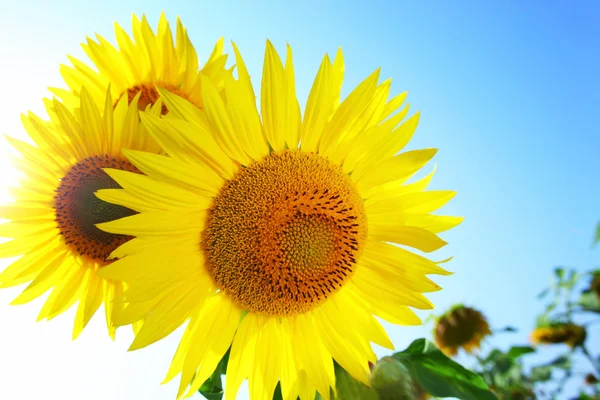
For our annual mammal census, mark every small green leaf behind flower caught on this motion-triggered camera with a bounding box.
[198,349,230,400]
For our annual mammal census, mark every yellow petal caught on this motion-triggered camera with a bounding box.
[261,40,300,151]
[102,167,211,210]
[73,269,104,339]
[368,224,447,253]
[355,148,437,192]
[200,75,252,165]
[97,209,204,237]
[301,53,334,153]
[182,295,241,398]
[126,148,223,196]
[225,314,260,400]
[10,251,69,305]
[128,284,204,351]
[368,190,456,215]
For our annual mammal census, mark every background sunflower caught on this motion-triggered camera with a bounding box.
[50,12,228,114]
[0,90,161,339]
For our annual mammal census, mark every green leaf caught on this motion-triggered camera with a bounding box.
[554,267,565,281]
[544,302,556,313]
[393,339,497,400]
[530,365,552,382]
[562,269,579,290]
[198,381,224,400]
[334,363,379,400]
[529,355,571,383]
[536,288,550,299]
[558,268,579,291]
[547,355,571,370]
[198,349,230,400]
[484,349,504,364]
[594,222,600,246]
[579,290,600,313]
[272,383,283,400]
[506,346,535,360]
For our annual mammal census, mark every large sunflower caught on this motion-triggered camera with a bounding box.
[50,12,227,114]
[0,90,162,339]
[97,42,462,399]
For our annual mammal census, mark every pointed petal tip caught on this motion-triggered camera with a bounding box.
[128,338,149,352]
[72,327,83,341]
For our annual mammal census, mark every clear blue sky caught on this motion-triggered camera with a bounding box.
[0,1,598,399]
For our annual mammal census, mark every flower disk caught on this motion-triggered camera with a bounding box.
[202,151,366,316]
[530,323,587,348]
[55,155,138,263]
[434,305,491,356]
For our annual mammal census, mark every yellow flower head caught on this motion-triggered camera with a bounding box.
[97,41,462,400]
[0,90,162,339]
[530,323,587,348]
[50,12,227,114]
[433,305,491,356]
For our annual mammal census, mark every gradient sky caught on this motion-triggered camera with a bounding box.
[0,1,598,399]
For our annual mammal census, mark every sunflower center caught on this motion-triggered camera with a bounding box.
[54,155,139,264]
[202,150,367,316]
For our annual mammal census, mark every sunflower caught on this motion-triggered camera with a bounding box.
[97,41,461,399]
[433,305,492,356]
[49,12,228,114]
[0,89,163,339]
[530,323,587,348]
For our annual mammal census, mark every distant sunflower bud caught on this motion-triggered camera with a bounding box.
[530,323,587,348]
[433,305,492,356]
[370,357,418,400]
[585,373,599,385]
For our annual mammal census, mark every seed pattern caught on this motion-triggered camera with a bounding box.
[54,155,139,264]
[202,150,367,316]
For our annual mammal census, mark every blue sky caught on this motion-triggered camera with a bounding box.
[0,1,598,399]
